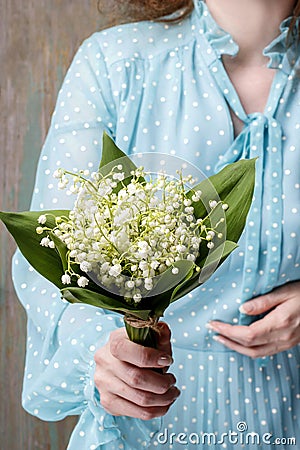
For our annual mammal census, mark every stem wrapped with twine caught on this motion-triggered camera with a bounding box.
[124,314,161,348]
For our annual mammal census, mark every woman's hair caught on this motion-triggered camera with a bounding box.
[97,0,194,27]
[99,0,299,39]
[289,1,300,42]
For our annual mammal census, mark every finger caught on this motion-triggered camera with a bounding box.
[94,348,177,394]
[212,334,280,358]
[155,322,172,356]
[239,296,279,316]
[207,319,272,347]
[239,284,296,316]
[107,375,180,408]
[213,326,300,357]
[110,328,173,368]
[120,362,177,394]
[209,299,300,349]
[100,392,174,420]
[152,322,173,373]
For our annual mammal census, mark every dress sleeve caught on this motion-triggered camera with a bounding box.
[10,32,120,435]
[12,31,119,411]
[12,33,162,449]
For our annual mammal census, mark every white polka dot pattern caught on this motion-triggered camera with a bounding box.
[12,1,300,449]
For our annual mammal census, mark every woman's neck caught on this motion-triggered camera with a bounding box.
[205,0,296,65]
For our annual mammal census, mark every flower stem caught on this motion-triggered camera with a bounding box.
[124,321,158,348]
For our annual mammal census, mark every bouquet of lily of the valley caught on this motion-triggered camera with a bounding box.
[0,133,256,348]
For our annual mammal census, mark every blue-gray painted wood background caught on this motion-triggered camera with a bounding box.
[0,1,125,448]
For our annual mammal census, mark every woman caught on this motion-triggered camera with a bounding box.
[13,0,300,448]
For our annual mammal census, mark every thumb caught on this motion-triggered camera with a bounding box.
[155,321,172,356]
[239,290,283,316]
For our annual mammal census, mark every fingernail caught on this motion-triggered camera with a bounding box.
[239,303,253,314]
[205,322,215,330]
[173,388,181,398]
[213,335,225,344]
[170,387,181,403]
[157,355,173,366]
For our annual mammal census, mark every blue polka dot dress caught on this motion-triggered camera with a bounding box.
[12,1,300,449]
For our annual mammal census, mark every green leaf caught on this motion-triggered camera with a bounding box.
[49,230,68,272]
[188,158,256,243]
[61,287,152,320]
[148,260,195,297]
[98,132,137,183]
[169,265,195,303]
[197,240,238,281]
[99,132,129,170]
[171,240,238,301]
[0,210,70,289]
[145,260,195,317]
[186,158,256,267]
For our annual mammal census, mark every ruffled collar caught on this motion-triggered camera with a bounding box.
[192,0,299,72]
[263,16,300,71]
[192,0,239,58]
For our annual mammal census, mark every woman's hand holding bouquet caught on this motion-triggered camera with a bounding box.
[0,133,256,418]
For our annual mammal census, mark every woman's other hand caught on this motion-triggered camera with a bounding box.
[94,322,180,419]
[208,281,300,358]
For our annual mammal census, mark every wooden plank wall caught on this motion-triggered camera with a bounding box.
[0,1,129,448]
